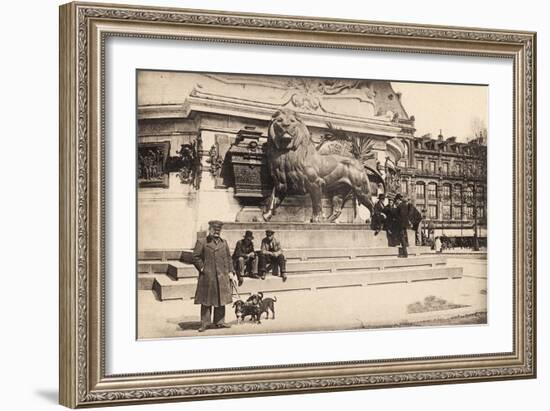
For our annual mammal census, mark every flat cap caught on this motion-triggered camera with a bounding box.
[265,229,275,235]
[208,220,224,229]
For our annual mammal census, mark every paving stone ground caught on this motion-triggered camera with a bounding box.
[137,257,487,339]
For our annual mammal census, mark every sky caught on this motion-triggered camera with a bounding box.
[391,81,488,142]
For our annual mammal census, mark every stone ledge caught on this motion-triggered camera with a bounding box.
[140,253,445,280]
[151,266,463,301]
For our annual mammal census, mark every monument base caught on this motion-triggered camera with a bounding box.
[235,195,366,224]
[198,222,412,250]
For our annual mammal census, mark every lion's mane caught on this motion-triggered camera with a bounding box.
[266,109,318,195]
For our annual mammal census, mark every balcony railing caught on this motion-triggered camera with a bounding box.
[400,166,486,180]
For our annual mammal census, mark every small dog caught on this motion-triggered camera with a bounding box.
[259,295,277,320]
[232,299,261,324]
[249,292,277,320]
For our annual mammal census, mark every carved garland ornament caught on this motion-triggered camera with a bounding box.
[75,5,535,403]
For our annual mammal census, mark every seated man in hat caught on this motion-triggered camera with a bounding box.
[258,229,287,282]
[192,220,238,332]
[232,230,257,286]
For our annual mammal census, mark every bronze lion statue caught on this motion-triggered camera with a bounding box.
[263,108,375,223]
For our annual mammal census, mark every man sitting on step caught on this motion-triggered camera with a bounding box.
[258,229,287,282]
[232,230,257,286]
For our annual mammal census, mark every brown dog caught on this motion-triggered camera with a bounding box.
[254,292,277,320]
[232,299,261,324]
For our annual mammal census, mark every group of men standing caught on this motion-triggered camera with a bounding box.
[191,220,287,332]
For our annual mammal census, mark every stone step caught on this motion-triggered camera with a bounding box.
[272,246,432,261]
[140,254,445,280]
[283,255,446,275]
[151,266,463,301]
[137,249,184,261]
[148,246,434,264]
[138,273,157,290]
[138,260,194,279]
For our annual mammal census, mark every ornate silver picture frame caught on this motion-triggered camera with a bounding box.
[59,2,536,408]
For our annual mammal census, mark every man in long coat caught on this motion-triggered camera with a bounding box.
[393,194,410,258]
[192,220,236,332]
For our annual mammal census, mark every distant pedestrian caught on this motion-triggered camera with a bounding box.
[434,236,442,253]
[192,220,237,332]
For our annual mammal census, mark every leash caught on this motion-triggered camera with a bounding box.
[231,280,242,301]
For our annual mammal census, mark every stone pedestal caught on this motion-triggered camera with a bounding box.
[198,222,415,250]
[235,195,365,224]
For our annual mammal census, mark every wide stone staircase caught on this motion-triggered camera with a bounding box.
[138,223,463,301]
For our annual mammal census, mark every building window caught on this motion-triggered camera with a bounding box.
[428,161,436,173]
[464,185,474,202]
[442,162,449,174]
[417,160,424,171]
[441,184,451,201]
[465,205,474,219]
[427,183,437,200]
[428,204,438,219]
[452,205,462,220]
[416,182,425,200]
[442,205,451,220]
[477,206,484,219]
[453,184,462,202]
[400,180,408,194]
[455,163,462,175]
[476,185,484,201]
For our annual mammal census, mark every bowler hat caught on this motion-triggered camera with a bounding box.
[378,193,386,199]
[244,230,254,239]
[265,229,275,235]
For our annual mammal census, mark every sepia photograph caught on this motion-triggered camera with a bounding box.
[136,70,488,339]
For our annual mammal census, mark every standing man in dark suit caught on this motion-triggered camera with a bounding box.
[232,230,257,286]
[258,229,287,282]
[393,194,410,258]
[384,193,398,246]
[371,193,387,235]
[192,220,237,332]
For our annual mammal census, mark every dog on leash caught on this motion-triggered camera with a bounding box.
[248,292,277,320]
[232,299,261,324]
